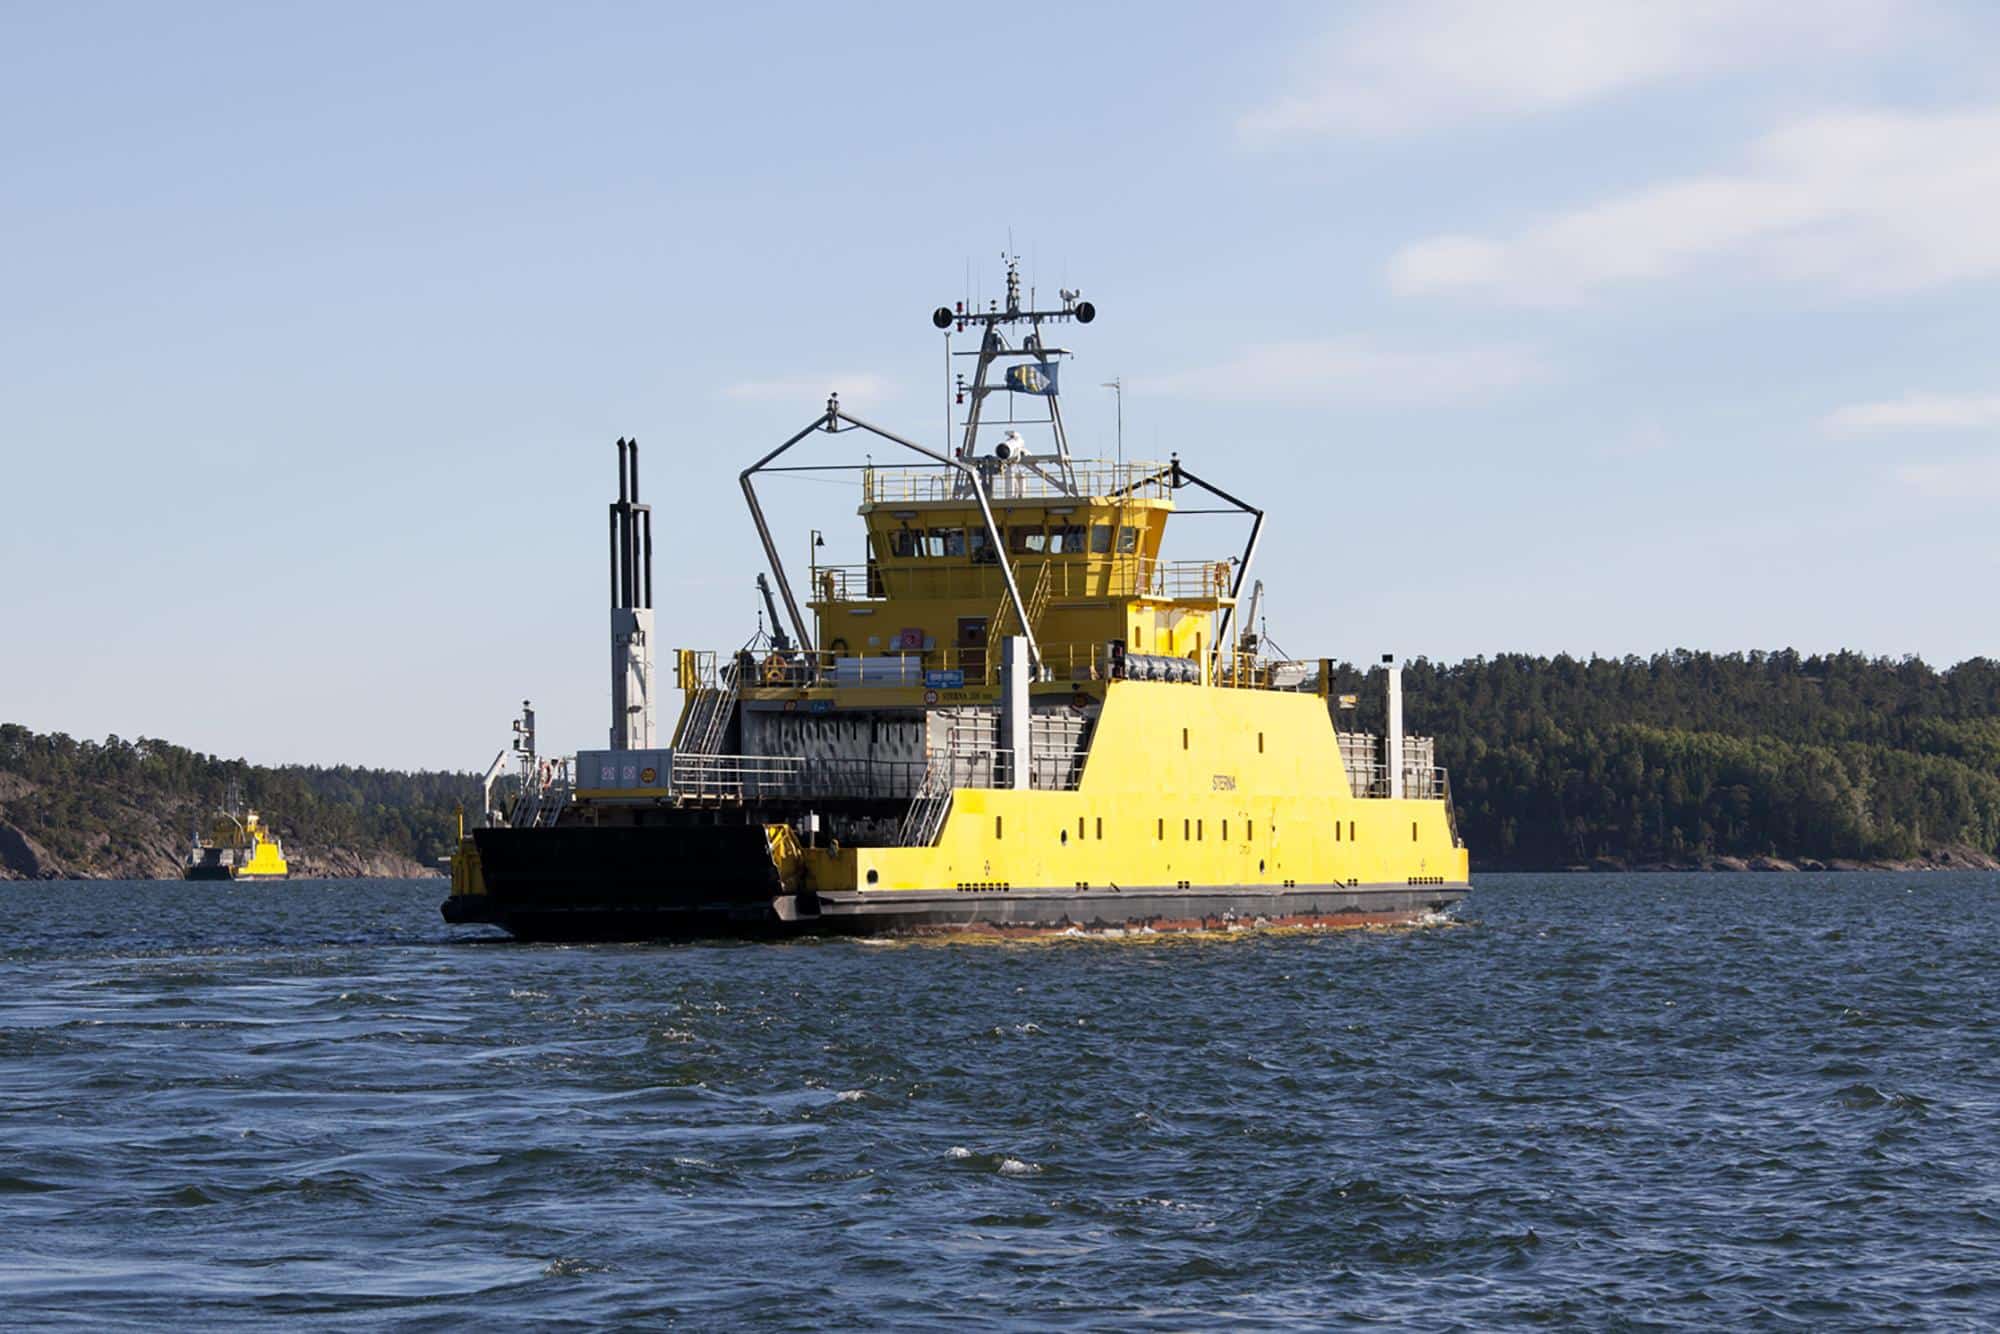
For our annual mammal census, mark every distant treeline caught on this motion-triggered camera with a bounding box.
[1327,651,2000,868]
[0,725,470,868]
[8,649,1999,874]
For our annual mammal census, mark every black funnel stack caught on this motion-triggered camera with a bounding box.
[610,438,652,610]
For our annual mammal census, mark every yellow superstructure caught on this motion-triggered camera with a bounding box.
[693,445,1467,913]
[708,459,1467,904]
[234,812,290,878]
[808,466,1219,684]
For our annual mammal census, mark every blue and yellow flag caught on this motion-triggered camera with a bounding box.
[1004,362,1060,396]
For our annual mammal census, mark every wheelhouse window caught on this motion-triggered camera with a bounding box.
[1010,525,1048,554]
[889,528,920,558]
[1117,526,1141,553]
[923,527,966,558]
[1090,523,1114,554]
[1052,525,1088,554]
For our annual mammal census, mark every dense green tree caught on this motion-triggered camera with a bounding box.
[0,726,472,867]
[1323,650,2000,868]
[8,648,1999,873]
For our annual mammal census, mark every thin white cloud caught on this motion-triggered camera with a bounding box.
[1132,337,1549,404]
[1390,107,2000,302]
[1895,454,2000,499]
[1826,393,2000,433]
[722,373,894,405]
[1240,0,1896,141]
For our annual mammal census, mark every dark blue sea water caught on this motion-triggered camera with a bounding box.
[2,874,1996,1329]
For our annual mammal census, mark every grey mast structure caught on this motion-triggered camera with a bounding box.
[608,437,656,751]
[938,254,1096,498]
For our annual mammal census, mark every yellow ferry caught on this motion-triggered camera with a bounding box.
[445,262,1467,937]
[183,785,289,881]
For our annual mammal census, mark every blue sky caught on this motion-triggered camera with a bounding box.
[5,1,1998,769]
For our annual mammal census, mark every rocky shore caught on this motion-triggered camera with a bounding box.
[0,820,441,880]
[0,778,441,882]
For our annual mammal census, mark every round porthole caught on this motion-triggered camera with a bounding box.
[866,869,879,885]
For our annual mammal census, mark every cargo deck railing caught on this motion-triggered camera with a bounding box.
[668,753,811,802]
[580,743,1088,807]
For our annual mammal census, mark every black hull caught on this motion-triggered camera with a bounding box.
[182,865,234,881]
[453,824,1466,941]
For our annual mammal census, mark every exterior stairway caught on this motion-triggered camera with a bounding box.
[988,562,1052,670]
[675,661,739,757]
[896,761,954,847]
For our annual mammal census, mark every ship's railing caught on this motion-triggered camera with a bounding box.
[1346,764,1450,801]
[669,753,810,801]
[806,556,1233,606]
[726,640,1150,690]
[508,755,575,826]
[862,460,1173,504]
[676,648,721,690]
[913,745,1079,793]
[725,649,929,690]
[711,642,1333,695]
[1212,654,1322,692]
[624,748,1077,804]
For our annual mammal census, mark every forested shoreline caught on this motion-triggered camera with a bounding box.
[1328,650,2000,871]
[6,649,1999,879]
[0,725,465,879]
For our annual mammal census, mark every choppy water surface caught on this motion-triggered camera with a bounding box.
[2,874,1997,1328]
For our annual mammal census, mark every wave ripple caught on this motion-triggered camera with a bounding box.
[2,873,1997,1327]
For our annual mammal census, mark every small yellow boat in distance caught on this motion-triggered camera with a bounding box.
[183,785,289,881]
[446,259,1467,939]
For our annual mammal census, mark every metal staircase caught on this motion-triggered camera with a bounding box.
[988,562,1053,664]
[675,662,740,757]
[508,758,574,828]
[896,760,954,847]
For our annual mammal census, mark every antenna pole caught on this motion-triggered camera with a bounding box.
[1102,377,1123,470]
